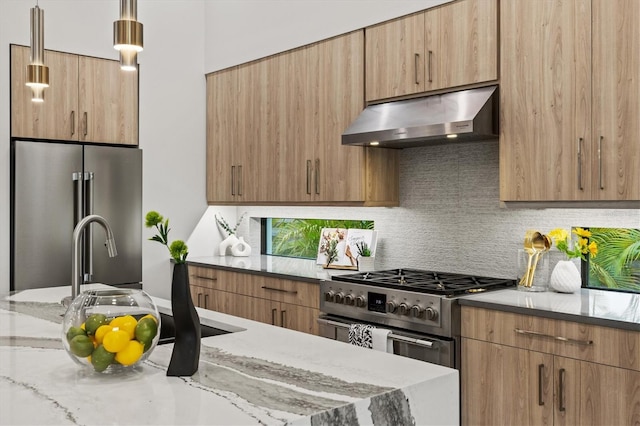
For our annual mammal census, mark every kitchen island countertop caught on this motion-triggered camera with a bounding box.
[0,285,458,425]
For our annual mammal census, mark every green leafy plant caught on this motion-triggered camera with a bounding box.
[355,241,371,257]
[215,212,246,236]
[587,228,640,291]
[145,211,188,263]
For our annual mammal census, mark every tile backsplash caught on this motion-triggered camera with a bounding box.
[226,141,639,279]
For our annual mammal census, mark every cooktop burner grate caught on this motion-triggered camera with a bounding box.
[332,268,515,297]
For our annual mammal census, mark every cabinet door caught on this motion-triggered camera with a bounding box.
[426,0,497,91]
[462,338,554,425]
[553,356,581,426]
[279,303,319,335]
[207,68,238,203]
[591,0,640,200]
[190,284,215,310]
[365,12,425,101]
[11,46,79,140]
[78,56,138,145]
[580,361,640,425]
[499,0,592,201]
[315,31,366,203]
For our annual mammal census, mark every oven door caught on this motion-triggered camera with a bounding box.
[317,315,455,369]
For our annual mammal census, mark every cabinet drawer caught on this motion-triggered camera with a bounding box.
[255,276,319,309]
[462,306,640,371]
[188,265,228,291]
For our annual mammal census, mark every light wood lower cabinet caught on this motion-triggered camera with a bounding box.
[188,265,320,335]
[461,306,640,425]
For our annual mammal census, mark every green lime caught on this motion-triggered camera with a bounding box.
[66,326,87,342]
[91,345,115,372]
[69,335,94,357]
[135,317,158,352]
[84,314,108,336]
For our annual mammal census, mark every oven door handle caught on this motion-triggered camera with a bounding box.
[317,318,434,348]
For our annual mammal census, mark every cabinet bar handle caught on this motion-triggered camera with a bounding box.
[238,165,243,196]
[414,53,420,85]
[577,138,584,190]
[281,310,286,328]
[194,275,217,281]
[538,364,545,406]
[204,294,209,309]
[315,158,320,195]
[197,293,202,307]
[271,308,277,326]
[83,112,88,137]
[306,160,312,194]
[598,136,604,190]
[231,165,235,196]
[558,368,566,412]
[261,286,298,295]
[427,50,433,83]
[70,111,76,136]
[514,328,593,346]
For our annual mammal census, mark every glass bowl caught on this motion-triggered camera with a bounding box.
[61,289,161,373]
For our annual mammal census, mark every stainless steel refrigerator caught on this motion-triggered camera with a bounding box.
[11,140,142,291]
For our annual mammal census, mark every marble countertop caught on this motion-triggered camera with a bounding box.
[458,288,640,331]
[0,285,459,425]
[187,255,357,284]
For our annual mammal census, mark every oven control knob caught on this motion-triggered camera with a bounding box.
[355,295,367,308]
[386,301,398,313]
[344,294,355,306]
[324,291,335,303]
[398,303,410,316]
[410,305,424,318]
[334,292,345,304]
[425,307,438,321]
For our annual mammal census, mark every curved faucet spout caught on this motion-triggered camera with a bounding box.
[67,215,118,305]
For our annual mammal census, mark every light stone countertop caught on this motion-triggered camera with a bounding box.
[0,285,459,425]
[458,287,640,331]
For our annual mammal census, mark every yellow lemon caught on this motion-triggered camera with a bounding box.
[115,340,144,366]
[94,325,113,345]
[109,315,137,339]
[102,329,131,353]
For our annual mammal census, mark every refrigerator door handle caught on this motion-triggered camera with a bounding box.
[72,172,84,226]
[83,172,94,282]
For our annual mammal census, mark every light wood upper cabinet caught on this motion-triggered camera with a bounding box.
[499,0,640,202]
[365,0,498,102]
[78,56,138,145]
[11,46,78,141]
[461,306,640,425]
[206,30,399,206]
[11,45,138,145]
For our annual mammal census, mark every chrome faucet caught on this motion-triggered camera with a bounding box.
[62,215,118,307]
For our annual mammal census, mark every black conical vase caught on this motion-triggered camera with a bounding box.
[166,263,201,377]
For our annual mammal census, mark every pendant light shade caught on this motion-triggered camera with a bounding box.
[26,5,49,102]
[113,0,143,71]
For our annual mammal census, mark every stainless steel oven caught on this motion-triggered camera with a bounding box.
[317,316,455,368]
[319,269,515,370]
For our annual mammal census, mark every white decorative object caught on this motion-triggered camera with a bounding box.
[219,234,239,256]
[549,260,582,293]
[358,256,376,272]
[230,236,251,257]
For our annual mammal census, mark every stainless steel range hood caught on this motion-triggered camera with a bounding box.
[342,85,498,148]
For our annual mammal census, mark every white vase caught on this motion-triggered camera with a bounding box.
[358,256,375,272]
[549,260,582,293]
[218,234,239,256]
[231,236,251,257]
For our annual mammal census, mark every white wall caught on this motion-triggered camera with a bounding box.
[204,0,450,72]
[1,0,206,298]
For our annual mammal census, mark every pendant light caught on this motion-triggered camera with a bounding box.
[25,4,49,103]
[113,0,143,71]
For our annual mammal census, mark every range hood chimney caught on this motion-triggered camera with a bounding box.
[342,85,498,148]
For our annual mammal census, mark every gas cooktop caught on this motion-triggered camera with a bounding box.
[332,268,515,297]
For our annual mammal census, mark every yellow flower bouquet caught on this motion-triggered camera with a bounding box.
[548,228,598,261]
